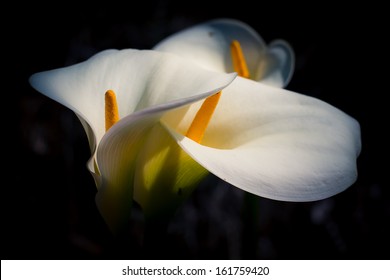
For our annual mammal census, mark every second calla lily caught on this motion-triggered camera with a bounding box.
[30,48,360,234]
[154,18,295,87]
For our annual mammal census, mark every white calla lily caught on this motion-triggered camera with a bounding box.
[154,18,295,87]
[30,48,360,234]
[30,49,236,232]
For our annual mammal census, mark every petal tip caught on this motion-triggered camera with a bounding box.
[268,39,296,87]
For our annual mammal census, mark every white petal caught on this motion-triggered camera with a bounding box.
[154,19,267,77]
[163,77,361,202]
[74,114,98,175]
[260,40,295,87]
[95,111,158,233]
[30,49,235,155]
[154,18,295,87]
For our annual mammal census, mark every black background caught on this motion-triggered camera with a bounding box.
[3,1,387,259]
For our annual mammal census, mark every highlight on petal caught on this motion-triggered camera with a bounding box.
[153,18,295,87]
[162,77,361,202]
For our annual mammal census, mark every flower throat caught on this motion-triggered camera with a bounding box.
[104,40,249,141]
[185,40,249,143]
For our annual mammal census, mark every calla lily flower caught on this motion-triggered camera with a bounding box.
[154,18,295,87]
[29,48,360,234]
[30,49,235,232]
